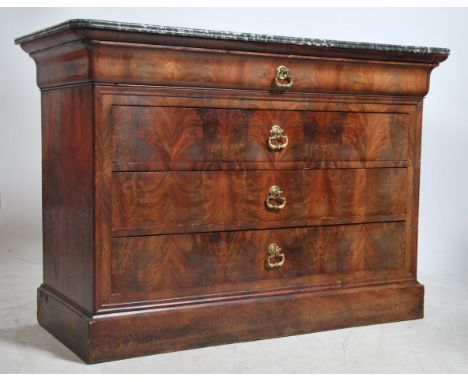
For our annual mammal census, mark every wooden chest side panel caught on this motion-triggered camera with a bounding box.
[110,222,405,302]
[112,106,409,165]
[111,168,407,235]
[41,86,94,313]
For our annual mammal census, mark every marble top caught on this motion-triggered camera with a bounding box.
[15,18,449,56]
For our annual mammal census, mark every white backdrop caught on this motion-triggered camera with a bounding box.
[1,7,466,279]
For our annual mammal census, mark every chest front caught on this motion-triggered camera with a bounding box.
[16,20,448,363]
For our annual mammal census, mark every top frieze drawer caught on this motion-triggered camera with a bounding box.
[30,42,434,96]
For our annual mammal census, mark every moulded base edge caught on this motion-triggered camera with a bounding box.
[37,281,424,364]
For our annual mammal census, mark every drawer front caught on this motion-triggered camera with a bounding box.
[112,106,409,167]
[112,168,406,236]
[111,222,406,302]
[91,44,431,96]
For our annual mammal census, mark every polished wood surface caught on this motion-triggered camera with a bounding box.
[106,88,412,172]
[38,282,424,363]
[88,43,432,96]
[17,21,448,363]
[41,86,94,313]
[112,106,409,165]
[26,37,437,96]
[112,169,406,235]
[111,222,405,302]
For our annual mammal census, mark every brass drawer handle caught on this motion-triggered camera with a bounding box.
[268,125,288,151]
[265,185,286,211]
[267,243,285,269]
[274,65,293,89]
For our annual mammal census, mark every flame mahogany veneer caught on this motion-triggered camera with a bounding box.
[16,20,448,363]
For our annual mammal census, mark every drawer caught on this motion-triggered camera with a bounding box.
[112,106,409,168]
[110,222,406,303]
[90,43,431,96]
[112,168,406,236]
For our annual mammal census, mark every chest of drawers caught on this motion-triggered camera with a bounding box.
[16,19,449,363]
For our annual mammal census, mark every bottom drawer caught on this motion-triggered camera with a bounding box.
[110,222,406,304]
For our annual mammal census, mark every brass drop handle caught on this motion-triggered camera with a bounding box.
[274,65,293,89]
[268,125,288,151]
[267,243,285,269]
[265,185,286,211]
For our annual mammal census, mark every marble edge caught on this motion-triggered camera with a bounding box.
[14,18,450,56]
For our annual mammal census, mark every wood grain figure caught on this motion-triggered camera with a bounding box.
[16,19,448,363]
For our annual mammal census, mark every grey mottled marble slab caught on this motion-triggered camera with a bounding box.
[15,18,449,55]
